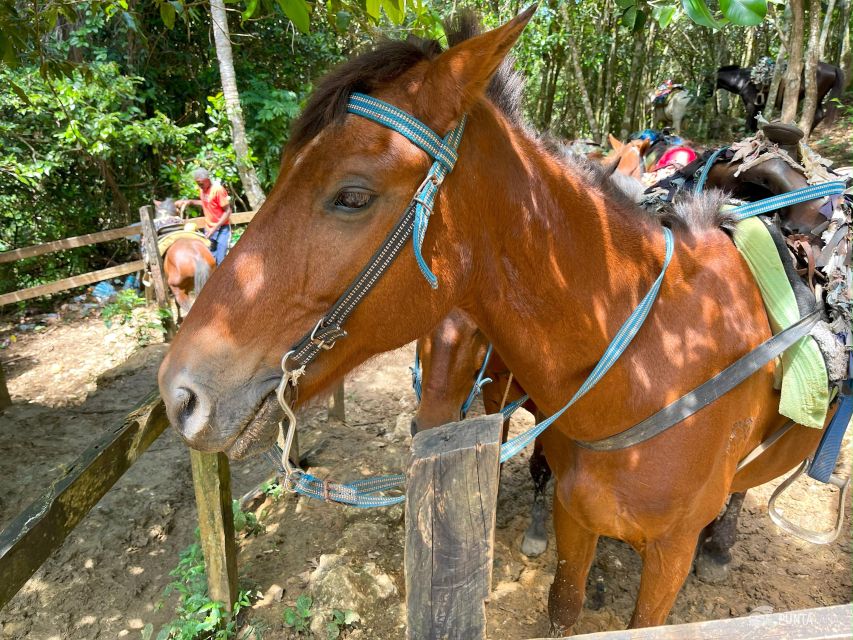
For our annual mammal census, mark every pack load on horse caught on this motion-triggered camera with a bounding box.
[150,198,216,317]
[649,79,693,135]
[715,60,845,132]
[158,9,851,634]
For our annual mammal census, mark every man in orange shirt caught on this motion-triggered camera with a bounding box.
[176,168,232,265]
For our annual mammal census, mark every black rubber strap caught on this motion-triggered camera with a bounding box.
[577,310,822,451]
[288,202,417,368]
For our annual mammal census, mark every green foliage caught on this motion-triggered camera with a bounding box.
[326,610,359,639]
[260,479,285,501]
[282,594,313,634]
[152,535,256,640]
[101,289,169,346]
[232,500,264,537]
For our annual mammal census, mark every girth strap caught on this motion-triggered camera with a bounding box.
[577,309,821,451]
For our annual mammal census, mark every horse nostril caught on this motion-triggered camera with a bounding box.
[177,386,198,428]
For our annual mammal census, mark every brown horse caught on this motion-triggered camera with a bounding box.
[412,308,551,557]
[158,12,831,632]
[163,237,215,317]
[412,143,829,581]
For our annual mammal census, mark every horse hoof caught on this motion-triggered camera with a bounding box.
[694,551,731,584]
[520,532,548,557]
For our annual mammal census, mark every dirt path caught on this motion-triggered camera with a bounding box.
[0,318,850,639]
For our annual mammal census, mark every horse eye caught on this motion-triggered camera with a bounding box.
[334,189,374,211]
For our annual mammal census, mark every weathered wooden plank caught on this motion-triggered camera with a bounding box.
[557,603,853,640]
[405,414,503,640]
[328,382,346,422]
[139,205,176,340]
[0,360,11,410]
[0,392,167,610]
[0,224,141,264]
[0,260,145,306]
[189,451,238,610]
[228,210,256,225]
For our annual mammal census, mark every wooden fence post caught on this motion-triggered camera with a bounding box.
[405,414,502,640]
[139,205,176,341]
[328,381,346,422]
[189,450,238,611]
[0,360,11,411]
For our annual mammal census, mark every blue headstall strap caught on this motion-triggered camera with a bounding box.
[499,227,675,463]
[410,349,423,403]
[727,181,847,221]
[460,343,494,418]
[347,93,466,288]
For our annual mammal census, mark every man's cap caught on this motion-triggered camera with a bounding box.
[192,168,210,181]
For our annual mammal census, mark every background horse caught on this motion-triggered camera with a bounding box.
[649,87,693,135]
[163,238,215,317]
[412,309,552,557]
[159,13,833,633]
[715,62,844,132]
[154,199,216,318]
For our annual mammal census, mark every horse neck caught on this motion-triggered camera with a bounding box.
[448,116,673,438]
[718,68,748,93]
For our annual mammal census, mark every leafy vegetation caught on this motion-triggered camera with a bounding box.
[282,594,314,635]
[2,0,849,301]
[101,288,170,346]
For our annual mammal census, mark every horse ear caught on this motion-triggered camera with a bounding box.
[416,5,536,132]
[608,134,622,150]
[638,138,651,154]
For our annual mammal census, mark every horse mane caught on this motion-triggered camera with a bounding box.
[290,14,732,233]
[557,153,737,232]
[289,11,524,151]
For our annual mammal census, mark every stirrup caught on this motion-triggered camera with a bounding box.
[767,458,850,545]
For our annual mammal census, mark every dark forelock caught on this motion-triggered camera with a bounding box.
[288,11,525,151]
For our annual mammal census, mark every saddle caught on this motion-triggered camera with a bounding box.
[641,130,852,428]
[155,219,210,256]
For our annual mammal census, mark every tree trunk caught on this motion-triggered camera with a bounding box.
[598,18,620,144]
[840,0,853,90]
[541,53,563,130]
[619,32,645,139]
[764,6,789,120]
[780,0,805,123]
[741,27,757,67]
[818,0,837,59]
[562,5,599,140]
[799,0,822,135]
[209,0,266,210]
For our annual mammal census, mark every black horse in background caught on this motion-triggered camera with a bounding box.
[716,61,844,132]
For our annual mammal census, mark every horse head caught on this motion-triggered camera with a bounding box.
[410,309,489,434]
[158,9,536,457]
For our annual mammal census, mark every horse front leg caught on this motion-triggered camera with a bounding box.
[548,497,599,636]
[629,528,702,628]
[521,435,552,557]
[694,491,746,584]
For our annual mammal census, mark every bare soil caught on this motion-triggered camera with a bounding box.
[0,316,850,640]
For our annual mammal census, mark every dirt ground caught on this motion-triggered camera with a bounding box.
[0,314,850,640]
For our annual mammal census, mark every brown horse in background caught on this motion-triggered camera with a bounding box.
[163,237,215,317]
[158,12,833,632]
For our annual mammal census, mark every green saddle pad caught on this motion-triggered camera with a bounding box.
[732,216,829,429]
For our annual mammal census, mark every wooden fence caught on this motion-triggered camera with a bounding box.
[0,208,257,409]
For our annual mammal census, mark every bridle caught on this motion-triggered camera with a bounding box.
[269,93,468,505]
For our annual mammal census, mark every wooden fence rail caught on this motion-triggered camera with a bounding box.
[0,209,257,306]
[0,392,238,613]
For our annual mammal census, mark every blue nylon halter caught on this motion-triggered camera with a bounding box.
[410,342,493,418]
[347,93,466,289]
